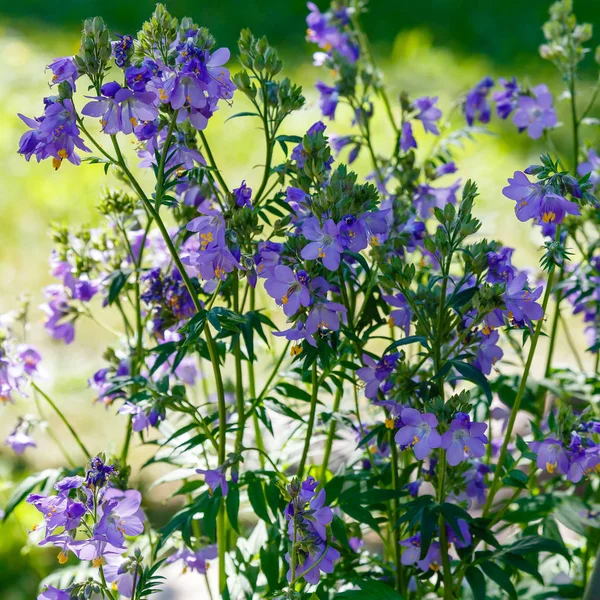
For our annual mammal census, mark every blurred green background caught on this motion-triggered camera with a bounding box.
[1,1,599,597]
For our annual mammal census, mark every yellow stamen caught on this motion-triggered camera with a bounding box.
[546,461,556,474]
[57,551,68,564]
[92,557,103,568]
[385,417,395,430]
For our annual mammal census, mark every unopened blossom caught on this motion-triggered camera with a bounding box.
[315,80,339,119]
[512,84,557,139]
[400,121,417,152]
[464,76,494,126]
[440,413,488,466]
[395,408,441,460]
[233,180,252,208]
[486,246,515,283]
[492,77,519,119]
[414,180,461,219]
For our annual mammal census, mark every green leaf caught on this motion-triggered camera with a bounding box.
[107,270,131,305]
[341,502,381,532]
[480,561,517,599]
[3,469,62,521]
[247,479,271,523]
[337,580,405,599]
[384,335,429,354]
[449,360,492,402]
[465,566,486,600]
[260,546,280,591]
[203,494,220,541]
[226,486,240,533]
[499,535,570,560]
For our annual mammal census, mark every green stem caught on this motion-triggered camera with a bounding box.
[108,133,229,595]
[32,382,90,459]
[297,363,319,480]
[198,131,230,195]
[583,544,600,600]
[233,276,246,456]
[154,111,179,210]
[319,385,342,485]
[248,288,266,469]
[244,341,290,420]
[390,437,402,594]
[483,264,557,516]
[437,449,453,600]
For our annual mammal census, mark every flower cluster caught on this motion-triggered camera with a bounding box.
[29,457,146,599]
[284,477,339,584]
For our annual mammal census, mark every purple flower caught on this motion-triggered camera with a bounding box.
[492,77,519,119]
[413,96,442,135]
[464,76,494,126]
[502,171,544,222]
[435,162,457,177]
[414,180,461,219]
[264,266,311,317]
[103,553,138,597]
[94,489,146,547]
[315,81,339,119]
[113,34,133,68]
[441,413,488,466]
[18,99,90,169]
[82,85,158,135]
[529,438,569,475]
[486,247,515,283]
[446,519,472,549]
[301,217,343,271]
[166,545,218,574]
[513,84,557,139]
[85,456,116,489]
[38,587,71,600]
[349,537,364,552]
[395,408,441,460]
[305,301,347,344]
[578,149,600,191]
[504,272,544,323]
[383,293,411,335]
[537,191,581,225]
[400,121,417,152]
[356,353,399,399]
[401,534,443,572]
[5,427,36,455]
[27,492,86,535]
[47,57,79,90]
[306,3,359,63]
[474,329,503,375]
[119,402,151,432]
[197,467,228,497]
[233,180,252,208]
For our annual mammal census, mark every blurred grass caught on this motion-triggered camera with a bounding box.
[1,5,600,596]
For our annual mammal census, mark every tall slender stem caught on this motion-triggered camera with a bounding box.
[390,437,402,594]
[319,385,342,485]
[108,132,229,595]
[483,264,557,516]
[297,363,319,480]
[32,382,90,459]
